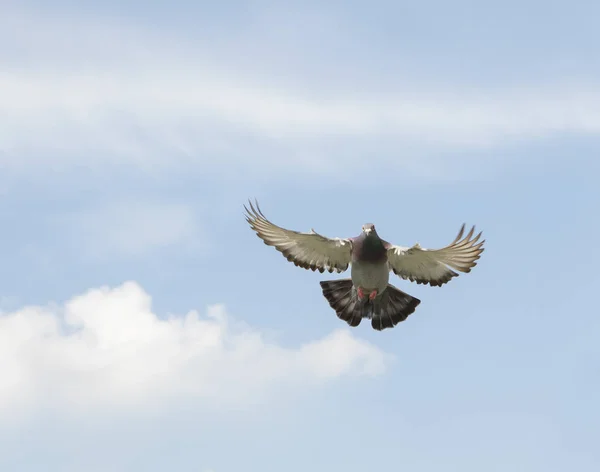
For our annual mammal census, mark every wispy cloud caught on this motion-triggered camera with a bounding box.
[1,7,598,180]
[60,200,204,258]
[0,281,389,423]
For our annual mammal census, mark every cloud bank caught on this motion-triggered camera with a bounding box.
[0,281,389,422]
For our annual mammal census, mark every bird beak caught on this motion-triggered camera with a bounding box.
[363,228,372,235]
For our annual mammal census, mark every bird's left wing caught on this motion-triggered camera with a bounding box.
[386,224,485,287]
[244,200,353,273]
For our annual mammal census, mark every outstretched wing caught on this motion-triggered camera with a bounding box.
[386,224,485,287]
[244,200,352,273]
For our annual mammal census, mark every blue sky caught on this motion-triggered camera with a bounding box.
[0,1,599,471]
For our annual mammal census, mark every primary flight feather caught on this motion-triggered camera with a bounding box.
[244,199,485,331]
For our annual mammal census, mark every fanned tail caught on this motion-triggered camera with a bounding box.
[320,280,420,330]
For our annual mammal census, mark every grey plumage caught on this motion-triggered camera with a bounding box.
[244,199,485,331]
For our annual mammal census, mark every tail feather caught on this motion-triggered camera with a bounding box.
[371,284,421,331]
[320,280,421,331]
[319,279,363,327]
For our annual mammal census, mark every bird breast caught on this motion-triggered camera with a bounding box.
[351,260,390,292]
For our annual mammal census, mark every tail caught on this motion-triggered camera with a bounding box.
[319,280,421,330]
[370,284,421,331]
[320,279,367,327]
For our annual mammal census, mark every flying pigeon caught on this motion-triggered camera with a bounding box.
[244,200,485,331]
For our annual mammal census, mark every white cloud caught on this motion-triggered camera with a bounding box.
[0,281,389,422]
[0,7,598,179]
[62,200,204,258]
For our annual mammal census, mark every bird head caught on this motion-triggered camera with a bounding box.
[361,223,377,236]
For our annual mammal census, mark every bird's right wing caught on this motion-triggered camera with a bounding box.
[386,224,485,286]
[244,200,353,273]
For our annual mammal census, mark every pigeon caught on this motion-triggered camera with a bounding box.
[244,199,485,331]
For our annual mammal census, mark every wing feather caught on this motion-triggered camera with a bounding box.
[244,199,352,274]
[386,224,485,286]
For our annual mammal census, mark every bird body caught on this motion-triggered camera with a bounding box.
[351,259,389,294]
[244,200,485,331]
[350,228,390,293]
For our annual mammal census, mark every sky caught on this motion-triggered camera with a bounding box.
[0,1,599,471]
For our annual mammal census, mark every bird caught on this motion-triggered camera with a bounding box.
[244,199,485,331]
